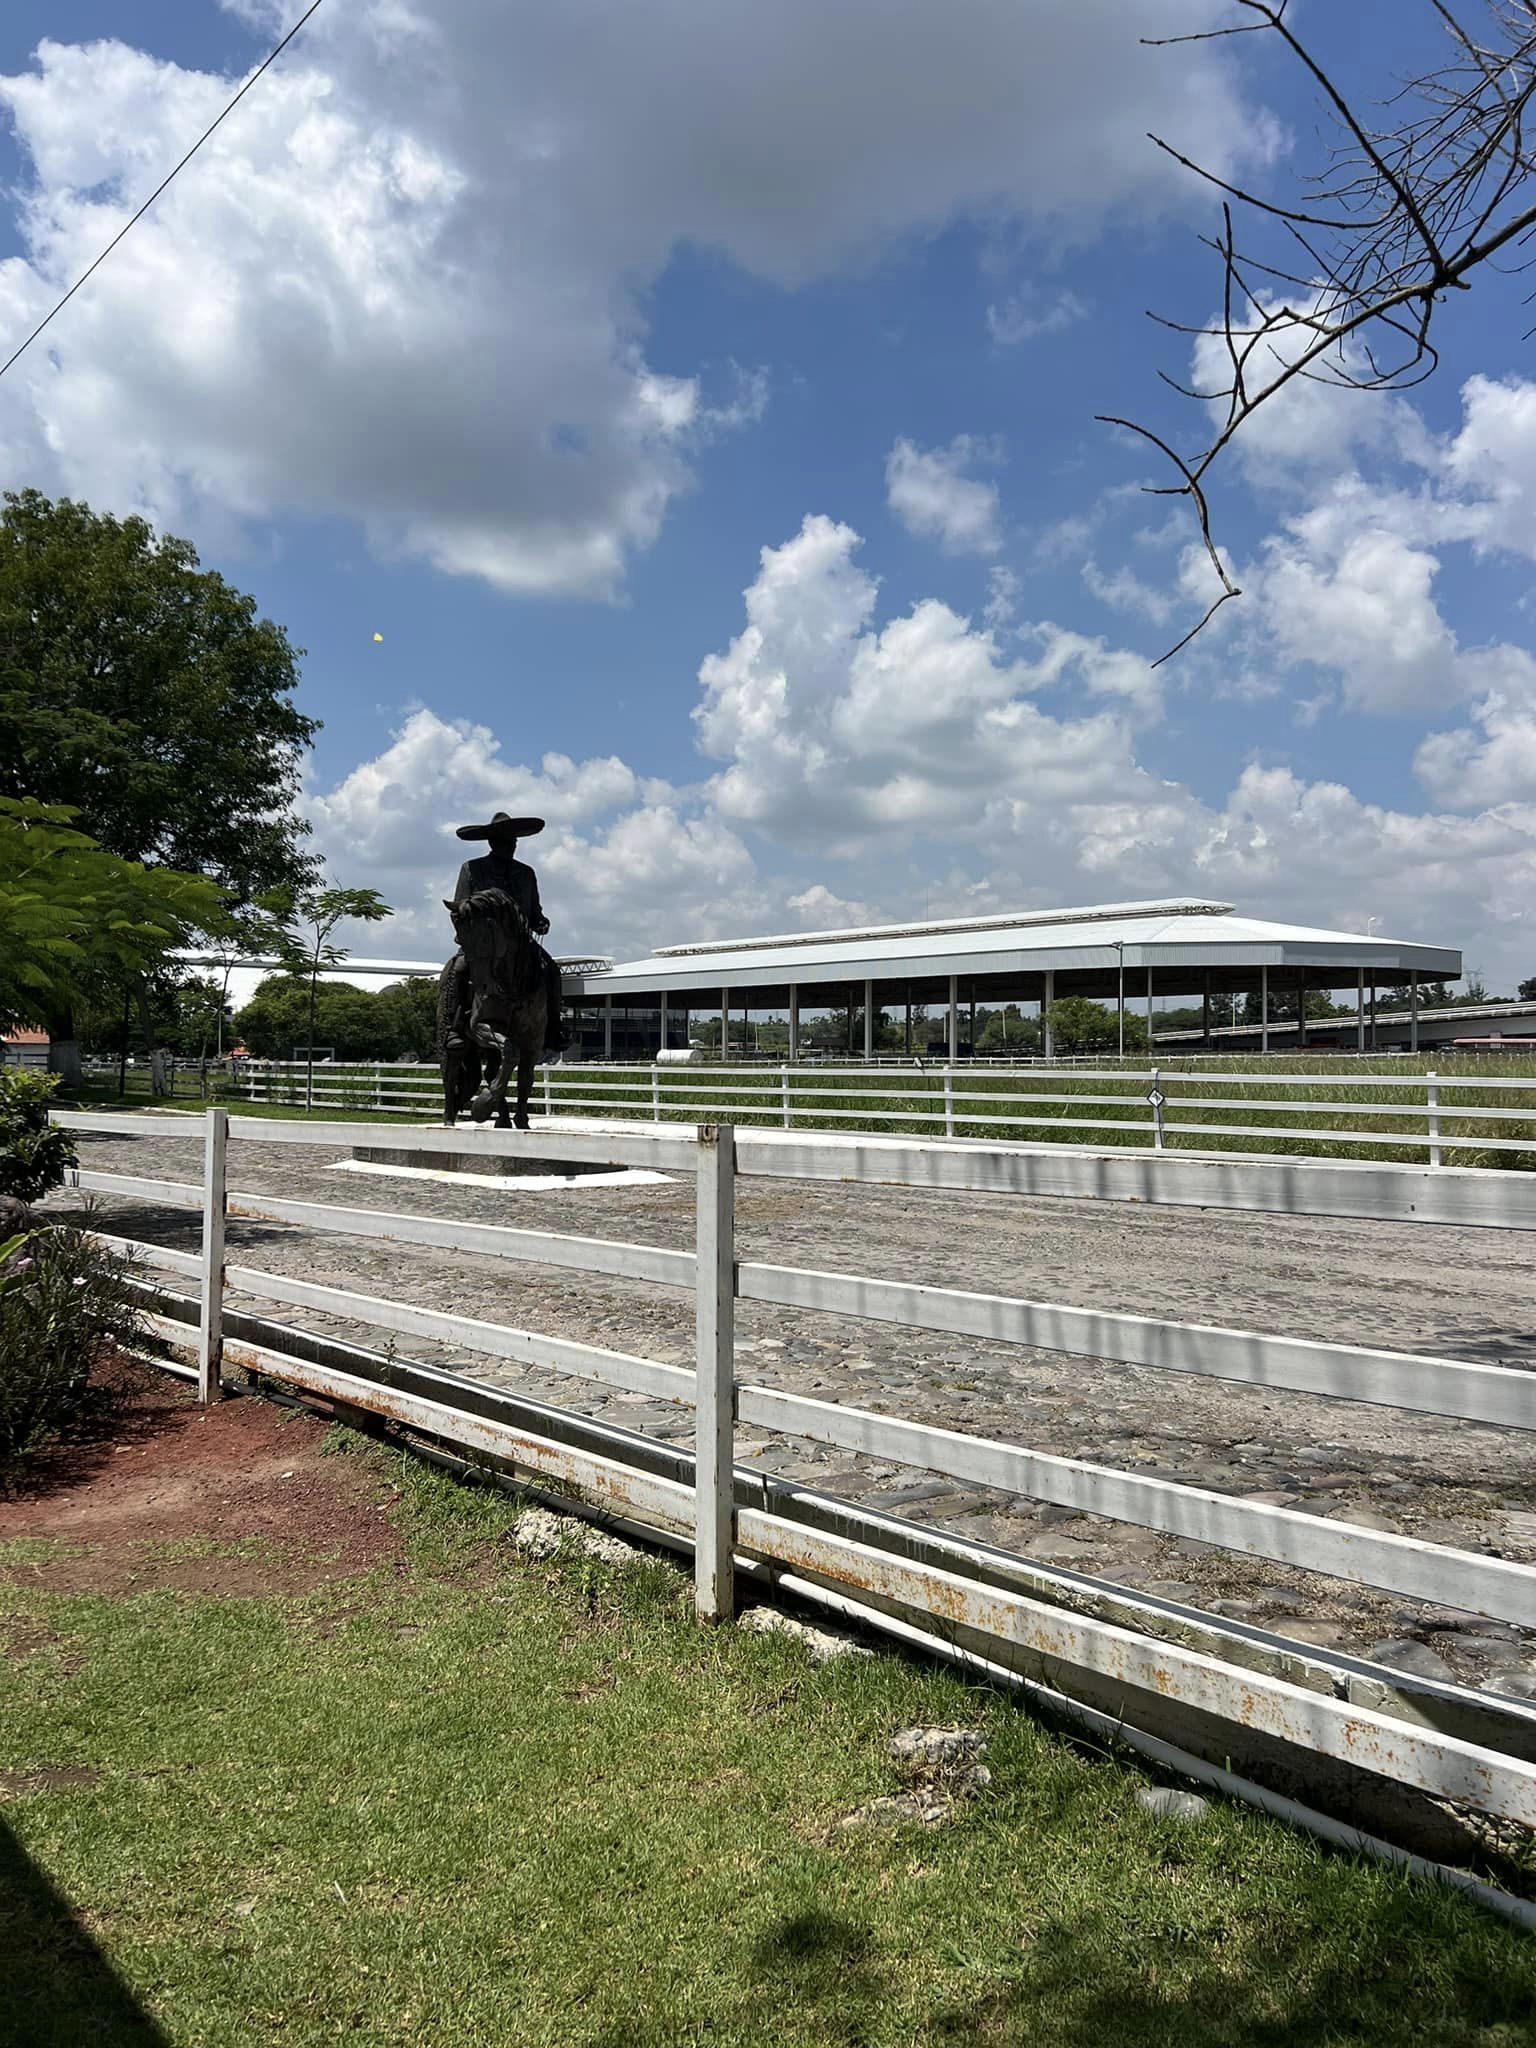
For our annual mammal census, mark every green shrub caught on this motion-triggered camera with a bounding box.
[0,1066,76,1203]
[0,1227,143,1465]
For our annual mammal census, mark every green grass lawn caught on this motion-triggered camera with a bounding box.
[65,1080,411,1126]
[3,1441,1535,2048]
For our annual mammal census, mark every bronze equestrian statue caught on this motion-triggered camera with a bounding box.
[436,812,566,1129]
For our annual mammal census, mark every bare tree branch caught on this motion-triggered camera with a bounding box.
[1118,0,1536,658]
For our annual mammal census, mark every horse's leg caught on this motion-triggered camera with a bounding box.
[442,1046,461,1126]
[512,1045,536,1130]
[512,991,546,1130]
[470,1029,513,1123]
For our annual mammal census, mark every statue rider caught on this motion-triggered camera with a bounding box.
[449,811,566,1051]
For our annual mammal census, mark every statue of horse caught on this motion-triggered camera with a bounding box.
[436,887,548,1130]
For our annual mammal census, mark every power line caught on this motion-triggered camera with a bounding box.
[0,0,330,386]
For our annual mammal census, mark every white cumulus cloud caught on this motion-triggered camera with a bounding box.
[885,437,1003,557]
[0,0,1263,592]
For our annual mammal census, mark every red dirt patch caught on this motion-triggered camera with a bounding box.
[0,1358,405,1596]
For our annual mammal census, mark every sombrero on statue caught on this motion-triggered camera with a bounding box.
[455,811,545,841]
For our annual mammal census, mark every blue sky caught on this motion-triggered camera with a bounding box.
[4,1,1536,984]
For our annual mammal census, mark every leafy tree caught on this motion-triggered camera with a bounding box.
[0,490,319,1072]
[0,1068,76,1204]
[1240,987,1347,1025]
[234,975,434,1063]
[376,978,441,1063]
[235,978,380,1062]
[1045,997,1149,1057]
[160,975,233,1062]
[975,1005,1042,1056]
[264,885,393,1108]
[0,490,317,885]
[1519,978,1536,1005]
[798,1004,901,1053]
[0,799,222,1045]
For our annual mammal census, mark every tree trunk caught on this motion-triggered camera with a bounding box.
[136,983,169,1097]
[44,1003,83,1090]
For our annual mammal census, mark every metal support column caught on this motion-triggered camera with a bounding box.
[603,994,613,1061]
[659,990,669,1056]
[864,980,874,1061]
[1043,970,1055,1059]
[947,975,959,1061]
[1202,973,1212,1050]
[1145,965,1154,1049]
[788,984,799,1062]
[1411,970,1420,1053]
[904,994,912,1056]
[1357,967,1365,1053]
[1297,972,1306,1053]
[693,1125,736,1623]
[1261,967,1269,1054]
[721,987,730,1061]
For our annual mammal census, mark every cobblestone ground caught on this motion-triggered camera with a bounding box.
[46,1125,1536,1695]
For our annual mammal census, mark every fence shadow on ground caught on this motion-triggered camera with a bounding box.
[0,1815,169,2048]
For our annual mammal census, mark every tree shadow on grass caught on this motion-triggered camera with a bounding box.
[922,1893,1536,2048]
[746,1907,890,2046]
[0,1814,168,2048]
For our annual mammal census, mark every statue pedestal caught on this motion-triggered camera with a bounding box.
[351,1143,627,1181]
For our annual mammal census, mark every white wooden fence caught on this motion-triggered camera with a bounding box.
[227,1057,1536,1167]
[48,1106,1536,1887]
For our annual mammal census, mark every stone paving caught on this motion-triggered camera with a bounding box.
[50,1124,1536,1696]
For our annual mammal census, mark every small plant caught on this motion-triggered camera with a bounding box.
[0,1066,76,1203]
[0,1227,143,1466]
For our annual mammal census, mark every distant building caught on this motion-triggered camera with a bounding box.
[1,1028,48,1069]
[558,897,1463,1060]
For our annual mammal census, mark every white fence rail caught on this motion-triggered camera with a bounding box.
[227,1056,1536,1168]
[47,1106,1536,1855]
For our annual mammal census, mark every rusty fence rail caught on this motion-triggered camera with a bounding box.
[46,1106,1536,1862]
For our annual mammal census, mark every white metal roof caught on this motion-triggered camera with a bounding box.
[653,898,1235,957]
[574,902,1461,1000]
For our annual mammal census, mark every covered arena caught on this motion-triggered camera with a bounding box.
[561,897,1464,1060]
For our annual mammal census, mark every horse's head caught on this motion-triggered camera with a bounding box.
[450,888,533,999]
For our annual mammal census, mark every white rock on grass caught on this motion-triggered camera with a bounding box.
[889,1726,987,1768]
[509,1506,641,1567]
[739,1606,873,1663]
[1136,1787,1211,1823]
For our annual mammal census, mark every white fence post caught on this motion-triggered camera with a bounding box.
[944,1066,955,1139]
[198,1105,228,1404]
[694,1124,736,1624]
[1149,1066,1165,1151]
[1427,1069,1441,1168]
[543,1063,553,1117]
[780,1063,791,1129]
[652,1063,661,1122]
